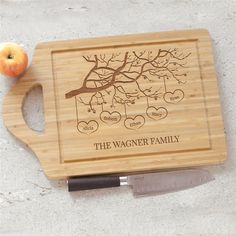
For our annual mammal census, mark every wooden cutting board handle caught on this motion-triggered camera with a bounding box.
[3,68,45,148]
[3,51,62,176]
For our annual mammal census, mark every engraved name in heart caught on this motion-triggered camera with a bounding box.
[146,106,168,120]
[77,120,99,134]
[164,89,184,104]
[124,115,145,130]
[100,111,121,125]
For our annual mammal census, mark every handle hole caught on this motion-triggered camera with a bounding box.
[22,84,45,133]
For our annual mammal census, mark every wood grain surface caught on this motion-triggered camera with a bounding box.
[3,29,227,179]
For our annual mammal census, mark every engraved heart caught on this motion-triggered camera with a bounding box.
[77,120,99,135]
[146,106,168,120]
[124,115,145,130]
[164,89,184,104]
[100,111,121,125]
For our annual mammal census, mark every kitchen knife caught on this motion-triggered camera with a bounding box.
[68,169,214,196]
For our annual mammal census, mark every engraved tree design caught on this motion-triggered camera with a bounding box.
[65,49,191,133]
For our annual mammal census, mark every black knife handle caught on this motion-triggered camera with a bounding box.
[68,175,120,192]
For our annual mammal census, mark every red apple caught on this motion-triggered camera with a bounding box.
[0,42,28,78]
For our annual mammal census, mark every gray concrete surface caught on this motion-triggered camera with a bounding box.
[0,0,236,235]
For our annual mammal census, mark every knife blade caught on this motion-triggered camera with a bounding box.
[128,169,214,197]
[68,169,214,197]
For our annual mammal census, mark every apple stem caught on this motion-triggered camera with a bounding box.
[7,54,14,59]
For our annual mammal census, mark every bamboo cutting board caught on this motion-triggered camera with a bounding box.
[3,29,227,179]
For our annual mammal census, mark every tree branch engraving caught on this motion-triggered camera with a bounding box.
[66,49,191,132]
